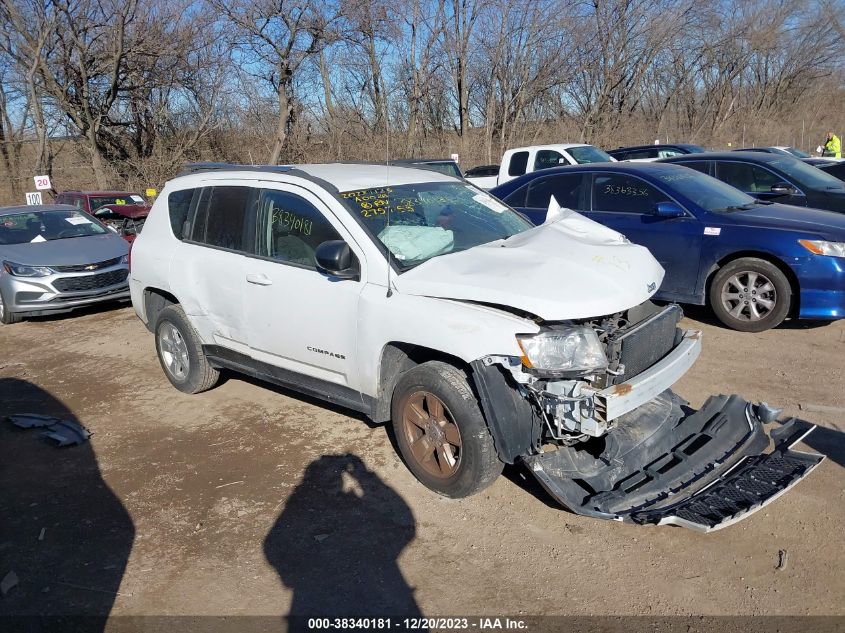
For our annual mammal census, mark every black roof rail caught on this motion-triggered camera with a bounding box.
[176,162,294,177]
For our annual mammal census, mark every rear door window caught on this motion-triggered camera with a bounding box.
[508,151,529,176]
[190,186,255,252]
[168,188,197,240]
[591,173,669,214]
[716,162,781,193]
[253,189,344,269]
[525,174,587,210]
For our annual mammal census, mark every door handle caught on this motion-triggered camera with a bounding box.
[246,273,272,286]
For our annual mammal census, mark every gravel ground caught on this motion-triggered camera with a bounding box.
[0,303,843,624]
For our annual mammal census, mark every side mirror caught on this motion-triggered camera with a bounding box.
[315,240,359,280]
[653,201,685,218]
[770,182,796,195]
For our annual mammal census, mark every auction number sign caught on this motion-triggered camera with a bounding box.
[25,192,43,205]
[34,175,52,190]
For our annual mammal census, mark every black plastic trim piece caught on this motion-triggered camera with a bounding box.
[203,345,375,417]
[470,360,542,464]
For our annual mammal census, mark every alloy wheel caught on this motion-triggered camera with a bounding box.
[401,391,462,479]
[159,323,190,380]
[720,271,777,322]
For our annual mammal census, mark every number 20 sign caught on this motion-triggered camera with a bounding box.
[34,175,52,191]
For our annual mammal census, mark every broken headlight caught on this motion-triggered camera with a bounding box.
[516,327,608,377]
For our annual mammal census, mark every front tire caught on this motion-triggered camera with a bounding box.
[709,257,791,332]
[391,361,503,498]
[154,305,219,393]
[0,288,22,325]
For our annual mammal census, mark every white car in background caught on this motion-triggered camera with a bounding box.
[464,144,616,189]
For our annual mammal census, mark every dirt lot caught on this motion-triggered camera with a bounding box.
[0,302,843,623]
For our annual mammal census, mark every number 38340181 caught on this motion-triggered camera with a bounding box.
[271,209,313,235]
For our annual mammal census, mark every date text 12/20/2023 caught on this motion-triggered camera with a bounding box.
[306,618,529,630]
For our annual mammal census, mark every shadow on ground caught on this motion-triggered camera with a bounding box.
[803,425,845,470]
[0,378,134,631]
[264,454,422,625]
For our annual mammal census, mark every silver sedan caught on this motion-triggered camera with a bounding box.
[0,204,130,324]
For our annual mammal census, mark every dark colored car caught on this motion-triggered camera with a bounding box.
[463,164,500,177]
[733,146,812,159]
[490,162,845,332]
[387,159,462,179]
[660,151,845,214]
[54,191,150,243]
[608,144,705,161]
[806,159,845,182]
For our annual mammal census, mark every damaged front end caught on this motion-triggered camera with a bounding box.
[471,302,824,532]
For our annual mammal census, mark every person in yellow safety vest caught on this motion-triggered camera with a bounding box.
[823,131,841,158]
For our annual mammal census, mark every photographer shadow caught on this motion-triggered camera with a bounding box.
[0,378,134,631]
[264,454,423,625]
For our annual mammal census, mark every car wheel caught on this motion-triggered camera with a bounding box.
[0,289,22,325]
[709,258,791,332]
[391,361,503,498]
[154,305,219,393]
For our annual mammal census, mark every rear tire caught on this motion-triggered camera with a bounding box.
[0,289,22,325]
[709,258,791,332]
[154,305,219,393]
[391,361,503,498]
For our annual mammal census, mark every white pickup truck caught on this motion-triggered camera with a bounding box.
[465,144,616,189]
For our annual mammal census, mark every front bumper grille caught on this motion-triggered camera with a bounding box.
[52,257,122,273]
[53,269,129,292]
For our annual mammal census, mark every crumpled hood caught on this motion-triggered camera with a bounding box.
[0,234,128,267]
[393,212,665,321]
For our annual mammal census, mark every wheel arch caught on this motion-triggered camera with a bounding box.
[372,342,472,424]
[704,250,801,316]
[143,287,180,332]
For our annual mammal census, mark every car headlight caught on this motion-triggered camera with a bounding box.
[119,254,129,264]
[2,261,54,277]
[799,239,845,257]
[516,327,608,376]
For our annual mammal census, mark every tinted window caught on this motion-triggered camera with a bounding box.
[255,190,343,269]
[465,165,499,177]
[653,169,757,213]
[191,186,254,251]
[168,188,197,240]
[625,149,659,160]
[591,173,669,214]
[716,162,780,193]
[675,160,711,175]
[568,145,614,164]
[525,174,586,210]
[657,149,685,158]
[765,157,845,190]
[534,150,565,170]
[508,151,529,176]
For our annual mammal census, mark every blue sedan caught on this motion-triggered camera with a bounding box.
[490,163,845,331]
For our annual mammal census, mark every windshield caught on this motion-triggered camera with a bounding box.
[0,209,108,244]
[655,169,759,213]
[90,194,145,211]
[569,145,614,164]
[784,147,810,159]
[767,157,845,190]
[340,181,532,269]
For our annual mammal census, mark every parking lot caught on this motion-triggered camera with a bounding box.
[1,302,843,619]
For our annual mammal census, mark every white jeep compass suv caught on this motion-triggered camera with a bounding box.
[129,162,822,531]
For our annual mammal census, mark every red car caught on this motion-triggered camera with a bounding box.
[54,191,150,244]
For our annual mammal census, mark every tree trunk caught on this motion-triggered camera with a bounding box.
[269,80,292,165]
